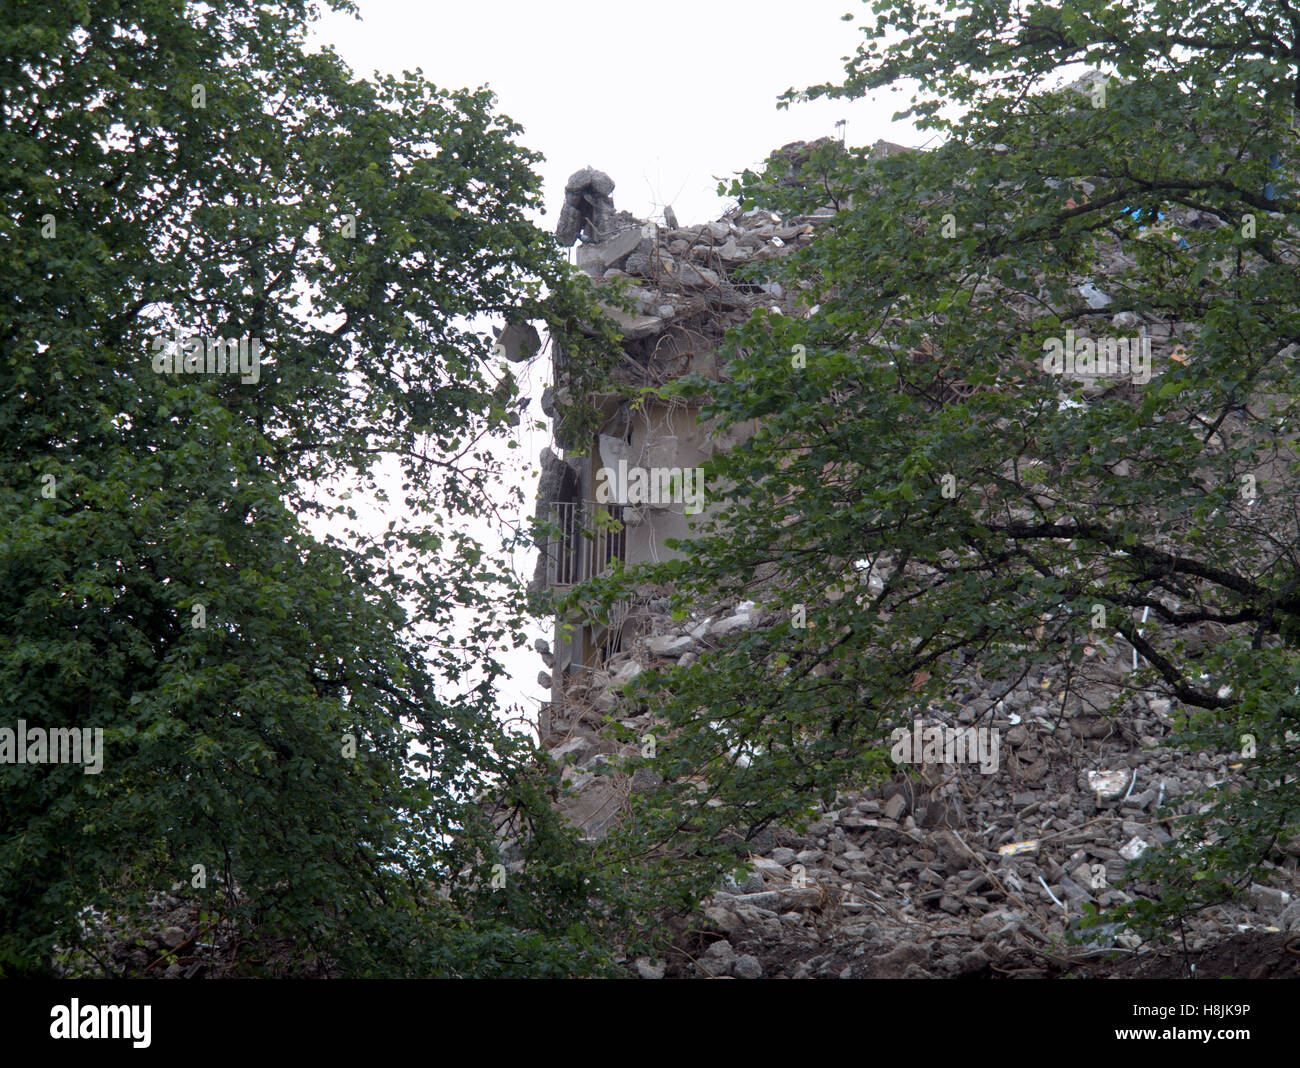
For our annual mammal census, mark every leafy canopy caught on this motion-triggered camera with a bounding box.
[0,0,616,976]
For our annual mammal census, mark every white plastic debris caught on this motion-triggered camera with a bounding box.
[1079,280,1113,309]
[1119,836,1149,861]
[999,840,1039,857]
[1038,876,1066,910]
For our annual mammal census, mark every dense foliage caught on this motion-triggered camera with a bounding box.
[0,0,618,976]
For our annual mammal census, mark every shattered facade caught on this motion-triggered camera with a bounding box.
[528,143,843,832]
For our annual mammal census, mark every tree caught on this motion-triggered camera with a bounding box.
[0,0,616,976]
[588,0,1300,939]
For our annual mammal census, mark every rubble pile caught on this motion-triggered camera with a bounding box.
[56,880,327,979]
[539,598,1300,977]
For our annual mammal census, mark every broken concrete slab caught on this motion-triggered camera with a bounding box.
[599,226,644,267]
[646,633,694,657]
[681,263,722,288]
[600,303,667,341]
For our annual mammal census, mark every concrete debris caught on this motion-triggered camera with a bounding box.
[698,939,736,977]
[542,610,1297,976]
[547,736,590,766]
[1087,769,1131,803]
[556,166,617,246]
[1248,884,1291,916]
[1078,280,1113,309]
[634,957,666,979]
[645,633,694,658]
[1119,836,1150,861]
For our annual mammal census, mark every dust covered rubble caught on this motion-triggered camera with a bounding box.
[539,602,1300,978]
[672,658,1300,978]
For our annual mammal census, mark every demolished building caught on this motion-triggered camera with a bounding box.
[526,141,850,833]
[514,127,1300,977]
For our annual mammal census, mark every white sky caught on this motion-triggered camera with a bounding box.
[312,0,914,224]
[305,0,921,722]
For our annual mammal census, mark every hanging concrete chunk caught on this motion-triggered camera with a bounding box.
[493,321,541,363]
[556,167,616,246]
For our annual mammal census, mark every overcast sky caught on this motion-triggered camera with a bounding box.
[311,0,916,224]
[305,0,921,719]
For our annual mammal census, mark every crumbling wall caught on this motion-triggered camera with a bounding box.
[529,147,834,791]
